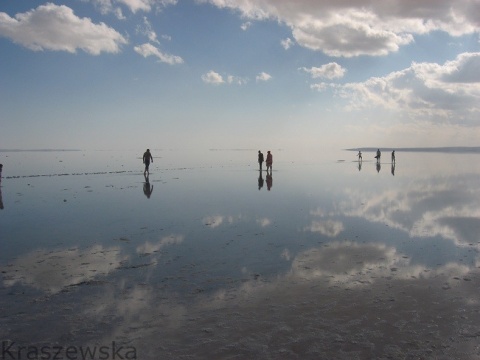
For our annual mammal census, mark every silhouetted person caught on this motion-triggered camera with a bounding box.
[258,150,264,171]
[258,170,264,190]
[266,172,272,191]
[357,151,362,161]
[375,149,381,164]
[266,151,273,173]
[0,164,3,182]
[143,174,153,199]
[143,149,153,175]
[391,150,396,164]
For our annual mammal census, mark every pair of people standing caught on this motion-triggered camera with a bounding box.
[258,150,272,172]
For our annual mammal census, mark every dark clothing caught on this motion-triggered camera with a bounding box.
[258,151,264,170]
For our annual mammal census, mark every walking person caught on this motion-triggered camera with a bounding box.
[391,150,396,164]
[266,151,273,173]
[143,149,153,175]
[357,151,362,161]
[258,150,264,171]
[375,149,381,164]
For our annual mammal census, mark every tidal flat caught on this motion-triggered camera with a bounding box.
[1,148,480,359]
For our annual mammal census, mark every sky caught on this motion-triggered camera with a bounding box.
[0,0,479,151]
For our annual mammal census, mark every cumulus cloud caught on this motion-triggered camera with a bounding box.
[199,0,480,57]
[0,3,127,54]
[202,71,250,85]
[201,70,225,85]
[301,63,346,80]
[256,72,272,82]
[134,42,184,64]
[330,52,480,124]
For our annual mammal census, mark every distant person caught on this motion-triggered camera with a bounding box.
[266,172,272,191]
[0,164,3,181]
[258,150,264,171]
[143,174,153,199]
[357,151,362,161]
[391,150,396,164]
[375,149,381,163]
[258,170,264,190]
[266,151,273,172]
[142,149,153,175]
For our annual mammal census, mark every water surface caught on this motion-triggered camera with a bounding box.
[1,149,480,358]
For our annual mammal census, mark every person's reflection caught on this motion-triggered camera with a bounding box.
[0,186,3,209]
[266,172,272,191]
[358,160,362,171]
[391,162,395,176]
[258,170,264,190]
[376,162,381,173]
[143,174,153,199]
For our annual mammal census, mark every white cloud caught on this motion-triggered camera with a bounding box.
[137,16,159,43]
[202,71,250,85]
[281,37,293,50]
[134,42,184,64]
[301,63,346,80]
[331,52,480,125]
[240,21,252,31]
[202,70,225,85]
[227,75,248,85]
[256,72,272,82]
[117,0,178,13]
[0,3,127,54]
[200,0,480,57]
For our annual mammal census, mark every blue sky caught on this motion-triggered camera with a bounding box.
[1,0,479,151]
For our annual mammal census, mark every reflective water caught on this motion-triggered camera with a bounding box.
[1,149,480,359]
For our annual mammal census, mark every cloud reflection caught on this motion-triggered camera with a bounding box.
[338,174,480,246]
[2,245,125,293]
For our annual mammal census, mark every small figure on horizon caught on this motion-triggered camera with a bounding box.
[0,164,3,182]
[143,149,153,175]
[391,150,396,164]
[258,150,264,171]
[143,174,153,198]
[375,149,381,164]
[266,151,273,173]
[357,151,362,161]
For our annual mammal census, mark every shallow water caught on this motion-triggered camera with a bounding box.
[1,149,480,359]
